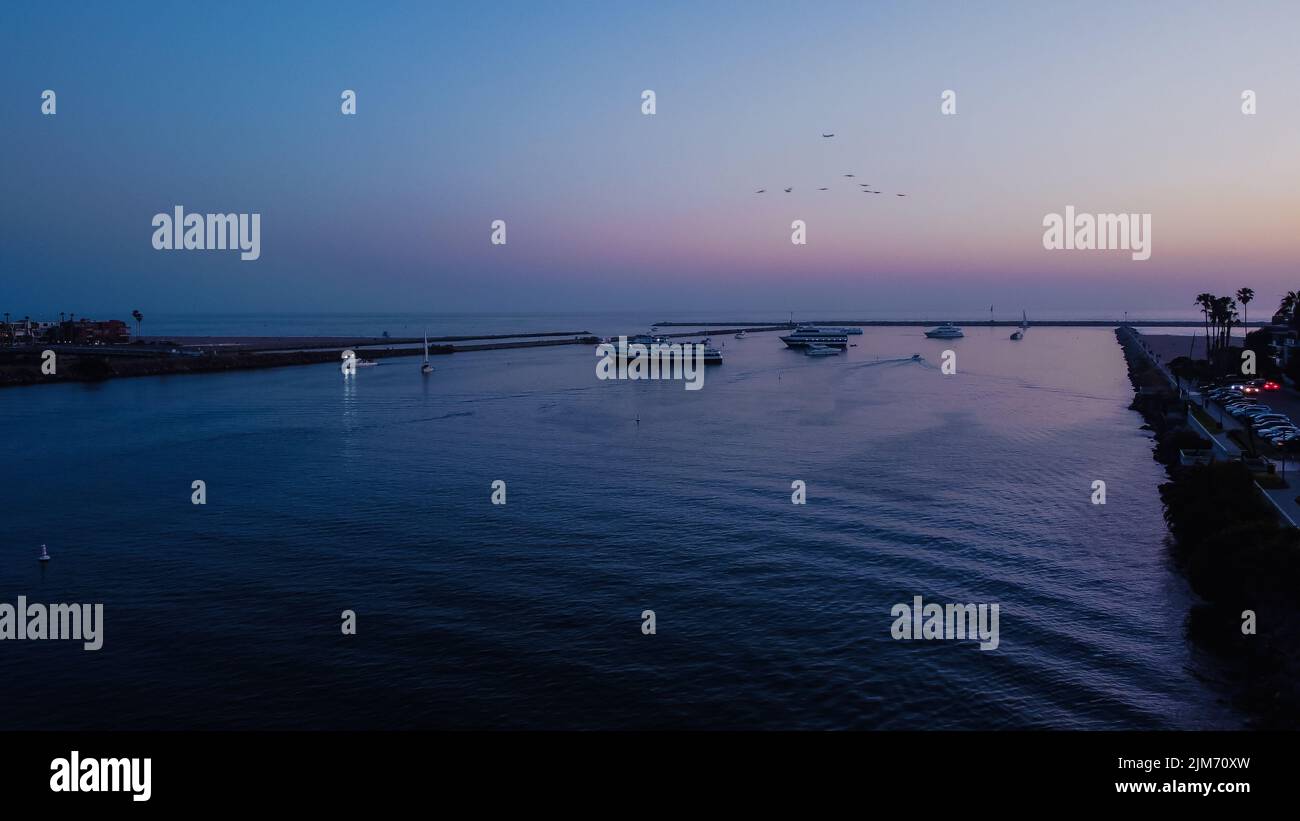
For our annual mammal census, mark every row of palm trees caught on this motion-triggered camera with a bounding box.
[1194,289,1253,353]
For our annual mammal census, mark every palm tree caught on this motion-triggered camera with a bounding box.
[132,309,143,339]
[1236,288,1254,340]
[1195,293,1214,356]
[1210,297,1228,352]
[1277,291,1298,322]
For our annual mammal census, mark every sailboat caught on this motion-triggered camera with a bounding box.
[38,544,50,562]
[1010,310,1027,340]
[421,334,433,373]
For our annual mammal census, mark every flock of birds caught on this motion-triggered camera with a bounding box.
[752,133,907,197]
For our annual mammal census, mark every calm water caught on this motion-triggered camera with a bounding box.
[1,323,1242,729]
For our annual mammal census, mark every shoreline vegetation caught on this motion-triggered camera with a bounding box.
[1116,327,1300,727]
[0,333,601,388]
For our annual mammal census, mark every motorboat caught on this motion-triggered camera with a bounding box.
[924,323,964,339]
[734,330,747,339]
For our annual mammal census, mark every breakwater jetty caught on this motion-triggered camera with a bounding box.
[0,331,600,388]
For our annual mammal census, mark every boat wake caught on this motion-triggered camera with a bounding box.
[850,355,934,370]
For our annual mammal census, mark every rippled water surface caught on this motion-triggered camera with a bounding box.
[0,324,1242,728]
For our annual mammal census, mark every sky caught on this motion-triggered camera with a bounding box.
[2,0,1298,319]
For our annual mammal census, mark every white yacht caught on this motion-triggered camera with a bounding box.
[780,326,849,348]
[924,323,964,339]
[734,330,747,339]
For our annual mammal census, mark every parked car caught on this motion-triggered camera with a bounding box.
[1263,427,1300,439]
[1233,407,1272,418]
[1252,423,1293,434]
[1255,415,1294,425]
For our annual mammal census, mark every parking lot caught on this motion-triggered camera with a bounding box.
[1199,380,1300,456]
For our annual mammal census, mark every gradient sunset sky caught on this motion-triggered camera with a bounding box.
[3,1,1298,317]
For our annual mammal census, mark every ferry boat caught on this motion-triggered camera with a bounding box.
[924,323,964,339]
[780,326,849,349]
[611,335,722,364]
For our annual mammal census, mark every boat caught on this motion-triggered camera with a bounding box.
[924,323,964,339]
[1010,311,1027,340]
[734,330,747,339]
[911,353,923,361]
[38,544,50,562]
[780,326,849,349]
[614,335,722,364]
[421,334,433,373]
[805,344,840,356]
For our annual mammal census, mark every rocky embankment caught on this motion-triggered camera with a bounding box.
[1116,328,1300,727]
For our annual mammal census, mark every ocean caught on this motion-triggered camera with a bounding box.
[0,319,1242,729]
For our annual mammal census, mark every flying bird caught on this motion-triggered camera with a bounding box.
[817,187,828,191]
[755,189,765,193]
[784,187,793,193]
[844,174,855,178]
[822,133,835,138]
[896,193,906,197]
